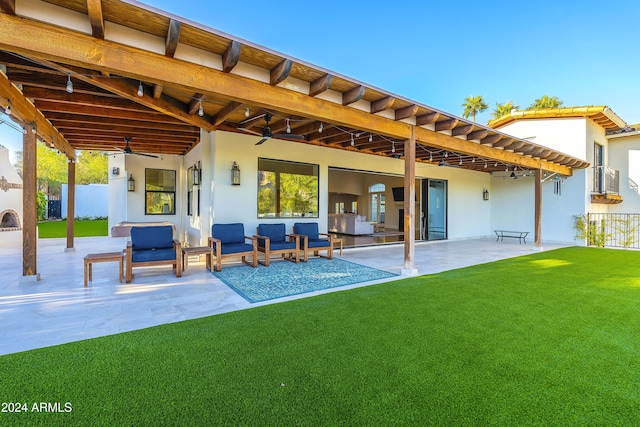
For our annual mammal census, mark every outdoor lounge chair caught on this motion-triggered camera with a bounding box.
[293,222,335,262]
[125,225,182,283]
[209,223,258,272]
[255,223,300,266]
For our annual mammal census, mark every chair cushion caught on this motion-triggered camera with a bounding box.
[214,242,255,255]
[257,223,286,248]
[131,247,176,263]
[269,241,297,251]
[212,223,246,244]
[294,222,319,240]
[307,239,330,249]
[131,225,174,250]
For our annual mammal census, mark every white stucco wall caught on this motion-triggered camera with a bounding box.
[61,184,108,218]
[607,133,640,214]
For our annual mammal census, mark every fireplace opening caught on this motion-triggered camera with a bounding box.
[0,210,21,231]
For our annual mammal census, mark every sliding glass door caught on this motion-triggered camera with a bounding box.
[421,179,447,240]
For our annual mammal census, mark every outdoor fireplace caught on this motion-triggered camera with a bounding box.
[0,209,20,231]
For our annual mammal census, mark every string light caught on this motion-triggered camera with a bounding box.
[429,152,433,162]
[286,118,291,133]
[484,161,488,168]
[350,133,354,146]
[137,81,144,97]
[198,99,204,117]
[5,101,11,116]
[369,134,373,142]
[66,74,73,93]
[392,141,395,153]
[245,107,250,117]
[459,156,463,166]
[318,122,323,133]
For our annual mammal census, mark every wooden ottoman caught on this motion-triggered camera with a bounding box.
[84,252,124,287]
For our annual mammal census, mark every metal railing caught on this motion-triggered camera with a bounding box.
[584,213,640,249]
[630,178,639,194]
[592,166,619,194]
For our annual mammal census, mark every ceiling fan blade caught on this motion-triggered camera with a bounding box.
[255,138,268,145]
[272,133,305,140]
[238,127,263,136]
[135,152,159,158]
[239,113,266,126]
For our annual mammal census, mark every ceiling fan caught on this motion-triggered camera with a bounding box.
[239,113,305,145]
[117,137,158,158]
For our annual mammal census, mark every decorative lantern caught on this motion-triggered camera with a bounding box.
[128,174,135,192]
[482,188,489,201]
[231,162,240,186]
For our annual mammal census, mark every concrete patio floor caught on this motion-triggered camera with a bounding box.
[0,236,570,355]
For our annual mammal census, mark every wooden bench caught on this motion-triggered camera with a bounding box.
[84,252,124,287]
[494,230,529,244]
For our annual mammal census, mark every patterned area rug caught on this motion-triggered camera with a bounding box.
[212,258,397,303]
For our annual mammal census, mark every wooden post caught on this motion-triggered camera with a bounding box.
[402,127,417,275]
[66,159,75,251]
[22,122,39,280]
[534,169,543,249]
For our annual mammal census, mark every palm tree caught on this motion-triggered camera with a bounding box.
[492,101,520,120]
[461,95,489,122]
[528,95,563,110]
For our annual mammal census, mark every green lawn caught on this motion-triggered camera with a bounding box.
[37,219,107,238]
[1,247,639,426]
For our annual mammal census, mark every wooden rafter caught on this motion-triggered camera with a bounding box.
[0,0,15,14]
[187,93,204,115]
[371,96,395,114]
[86,0,105,39]
[395,104,419,121]
[416,112,440,126]
[342,85,365,106]
[165,19,181,58]
[435,119,459,132]
[222,41,241,73]
[270,59,292,85]
[309,73,333,97]
[467,129,489,141]
[451,124,474,137]
[212,101,242,126]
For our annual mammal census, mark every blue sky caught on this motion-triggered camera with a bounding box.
[2,0,640,156]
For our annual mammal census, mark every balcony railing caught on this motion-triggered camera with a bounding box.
[592,166,619,194]
[630,178,639,194]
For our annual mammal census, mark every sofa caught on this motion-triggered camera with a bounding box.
[328,214,374,235]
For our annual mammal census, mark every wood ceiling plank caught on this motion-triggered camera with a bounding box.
[165,19,181,58]
[212,101,242,126]
[86,0,105,39]
[309,73,333,97]
[222,40,241,73]
[0,0,15,14]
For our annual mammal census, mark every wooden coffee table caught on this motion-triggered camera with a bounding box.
[84,252,124,287]
[181,246,213,276]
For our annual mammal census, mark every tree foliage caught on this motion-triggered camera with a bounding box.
[528,95,563,110]
[461,95,489,122]
[76,151,108,185]
[492,101,520,120]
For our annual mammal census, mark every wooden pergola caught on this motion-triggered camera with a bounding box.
[0,0,588,279]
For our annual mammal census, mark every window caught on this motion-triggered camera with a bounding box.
[369,183,385,223]
[145,168,176,215]
[258,158,319,218]
[187,166,193,216]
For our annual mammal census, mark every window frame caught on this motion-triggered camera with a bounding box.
[145,168,176,215]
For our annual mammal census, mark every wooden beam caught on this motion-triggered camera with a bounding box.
[165,19,181,58]
[534,169,542,248]
[492,138,514,148]
[403,127,416,275]
[187,93,204,115]
[435,119,458,132]
[0,0,15,14]
[222,40,241,73]
[309,73,333,97]
[370,96,395,114]
[0,15,574,174]
[342,85,365,106]
[153,83,163,99]
[86,0,105,39]
[478,134,501,145]
[22,123,38,278]
[212,101,242,126]
[270,59,292,85]
[66,160,75,250]
[0,71,74,158]
[451,124,474,137]
[416,112,440,126]
[467,129,489,141]
[395,104,419,121]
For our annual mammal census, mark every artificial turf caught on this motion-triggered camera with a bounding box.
[1,247,639,425]
[37,219,108,238]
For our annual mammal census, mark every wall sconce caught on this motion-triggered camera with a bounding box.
[482,188,489,201]
[128,174,135,192]
[112,167,120,176]
[231,162,241,185]
[192,162,201,186]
